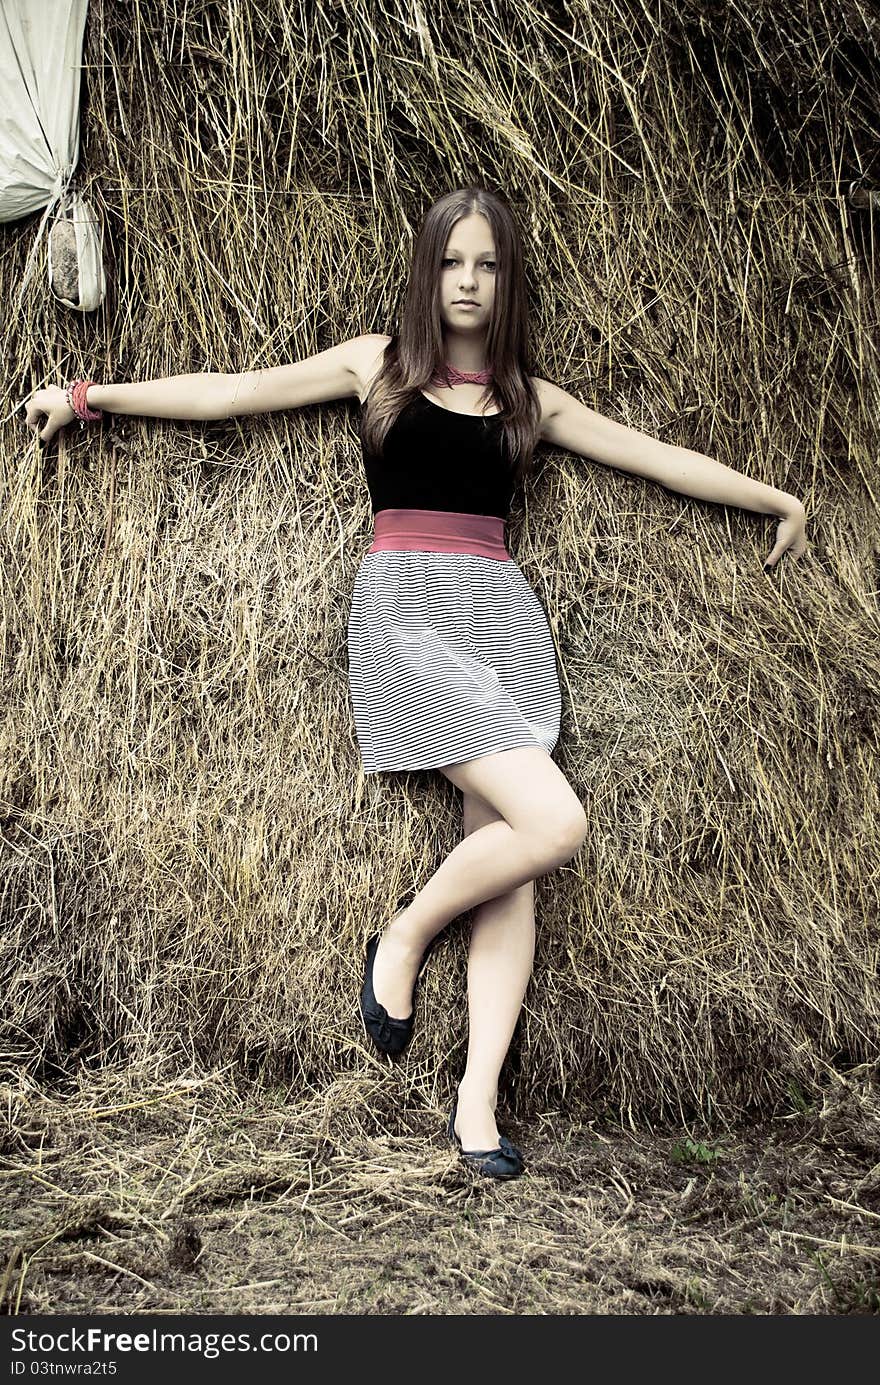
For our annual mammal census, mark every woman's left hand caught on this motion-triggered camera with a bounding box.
[764,500,808,572]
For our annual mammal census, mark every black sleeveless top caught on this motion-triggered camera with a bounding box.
[359,392,515,520]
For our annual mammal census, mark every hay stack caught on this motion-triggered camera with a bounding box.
[1,0,878,1120]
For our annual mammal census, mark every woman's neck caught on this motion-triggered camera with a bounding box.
[441,330,489,374]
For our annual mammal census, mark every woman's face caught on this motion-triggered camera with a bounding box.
[438,213,497,334]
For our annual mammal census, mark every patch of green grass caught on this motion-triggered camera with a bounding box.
[683,1277,710,1309]
[671,1137,723,1166]
[811,1253,880,1313]
[737,1178,798,1230]
[786,1079,814,1115]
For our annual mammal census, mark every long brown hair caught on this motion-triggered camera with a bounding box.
[360,186,542,484]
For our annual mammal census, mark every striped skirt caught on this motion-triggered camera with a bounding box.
[346,508,562,774]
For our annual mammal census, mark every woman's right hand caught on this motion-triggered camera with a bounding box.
[22,386,77,445]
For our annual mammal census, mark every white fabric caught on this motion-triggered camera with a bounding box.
[0,0,105,310]
[0,0,86,222]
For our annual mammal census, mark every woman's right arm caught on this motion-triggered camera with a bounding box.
[22,334,388,444]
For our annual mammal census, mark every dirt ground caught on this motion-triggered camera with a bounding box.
[2,1064,878,1316]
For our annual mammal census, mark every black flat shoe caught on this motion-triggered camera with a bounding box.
[360,932,415,1055]
[446,1094,525,1180]
[359,896,430,1056]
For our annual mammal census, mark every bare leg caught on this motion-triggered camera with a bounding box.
[370,818,543,1018]
[370,748,586,1154]
[455,790,535,1150]
[370,747,583,1021]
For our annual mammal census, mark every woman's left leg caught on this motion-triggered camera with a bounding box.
[453,788,536,1151]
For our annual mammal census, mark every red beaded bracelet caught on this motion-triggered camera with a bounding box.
[65,379,103,425]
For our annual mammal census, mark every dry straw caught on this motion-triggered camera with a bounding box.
[2,1058,878,1313]
[1,0,878,1132]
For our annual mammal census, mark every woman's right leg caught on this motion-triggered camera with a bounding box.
[369,746,586,1022]
[452,788,536,1150]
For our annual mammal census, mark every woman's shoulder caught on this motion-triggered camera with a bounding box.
[351,334,394,403]
[528,375,569,432]
[528,375,559,404]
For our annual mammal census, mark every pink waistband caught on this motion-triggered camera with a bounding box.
[367,508,510,560]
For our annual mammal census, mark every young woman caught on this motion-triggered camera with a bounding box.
[24,186,808,1180]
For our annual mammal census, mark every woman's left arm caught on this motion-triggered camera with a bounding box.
[536,379,808,571]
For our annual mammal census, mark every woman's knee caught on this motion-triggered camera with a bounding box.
[444,749,587,865]
[531,799,588,866]
[470,786,586,868]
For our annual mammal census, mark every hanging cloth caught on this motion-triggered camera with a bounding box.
[0,0,106,311]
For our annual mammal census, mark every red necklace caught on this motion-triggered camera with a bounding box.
[431,361,494,386]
